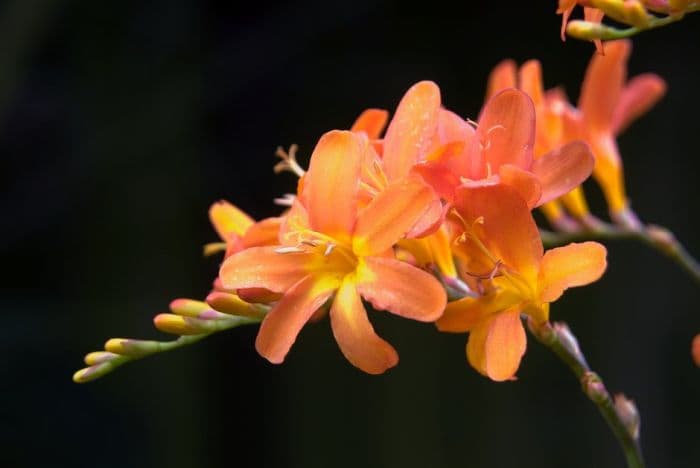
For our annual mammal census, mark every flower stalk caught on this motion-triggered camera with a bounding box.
[527,319,645,468]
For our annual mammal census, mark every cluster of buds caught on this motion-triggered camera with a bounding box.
[77,41,674,383]
[558,0,699,44]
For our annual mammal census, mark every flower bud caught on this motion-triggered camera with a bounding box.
[104,338,161,357]
[614,393,641,440]
[154,313,209,335]
[566,20,618,40]
[206,291,263,318]
[84,351,119,365]
[169,299,209,317]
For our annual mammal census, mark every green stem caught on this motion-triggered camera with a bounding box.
[540,222,700,285]
[528,319,645,468]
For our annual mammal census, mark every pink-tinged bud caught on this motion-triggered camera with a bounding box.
[73,362,116,383]
[104,338,161,357]
[554,323,588,367]
[582,371,608,403]
[692,334,700,366]
[206,291,263,318]
[154,313,209,335]
[169,299,209,317]
[614,393,641,440]
[84,351,119,365]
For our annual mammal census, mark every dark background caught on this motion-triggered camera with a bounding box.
[1,1,699,467]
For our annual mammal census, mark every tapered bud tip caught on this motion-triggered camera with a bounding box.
[105,338,160,357]
[154,313,206,335]
[692,334,700,366]
[614,393,641,440]
[566,20,614,41]
[73,362,114,383]
[206,291,259,317]
[582,371,608,403]
[169,298,209,317]
[84,351,119,365]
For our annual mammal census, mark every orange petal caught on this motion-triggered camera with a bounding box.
[355,256,446,322]
[303,130,364,242]
[531,140,594,206]
[353,178,436,256]
[538,241,607,303]
[436,108,474,146]
[579,40,631,131]
[241,217,283,248]
[486,59,517,100]
[350,108,389,139]
[518,60,544,107]
[437,289,520,333]
[330,277,399,374]
[469,89,535,179]
[209,200,255,241]
[484,309,527,381]
[383,81,441,180]
[611,73,666,135]
[255,275,338,364]
[454,184,543,283]
[498,164,543,209]
[219,246,316,293]
[405,196,444,239]
[584,7,605,55]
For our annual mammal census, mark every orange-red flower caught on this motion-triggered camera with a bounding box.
[219,130,446,374]
[437,184,607,381]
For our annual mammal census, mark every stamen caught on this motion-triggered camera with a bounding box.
[273,144,306,177]
[274,193,296,206]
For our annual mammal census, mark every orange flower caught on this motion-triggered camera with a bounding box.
[437,184,607,381]
[417,88,594,211]
[219,130,446,374]
[576,40,666,222]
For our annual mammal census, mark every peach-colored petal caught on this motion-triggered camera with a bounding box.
[539,241,607,303]
[255,274,339,364]
[383,81,441,180]
[498,164,543,210]
[531,140,594,206]
[486,59,517,99]
[584,7,605,54]
[468,89,535,179]
[518,60,544,107]
[611,73,666,135]
[220,246,317,293]
[454,184,543,283]
[436,108,475,146]
[303,130,363,242]
[241,217,283,248]
[484,309,527,381]
[437,289,520,333]
[209,200,255,241]
[355,256,446,322]
[351,108,389,139]
[579,40,631,131]
[405,196,444,239]
[330,277,399,374]
[353,178,436,256]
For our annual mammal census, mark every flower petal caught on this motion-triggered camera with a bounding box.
[303,130,364,242]
[469,89,535,178]
[353,177,436,256]
[220,246,317,293]
[498,164,543,209]
[330,277,399,374]
[539,241,607,303]
[241,217,283,248]
[611,73,666,135]
[454,184,543,283]
[436,108,474,146]
[518,60,544,107]
[355,256,446,322]
[579,40,630,131]
[383,81,441,180]
[437,289,520,333]
[484,309,527,381]
[209,200,255,241]
[531,140,594,206]
[486,59,517,99]
[255,274,339,364]
[351,108,389,139]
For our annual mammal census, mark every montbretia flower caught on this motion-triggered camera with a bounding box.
[219,130,446,374]
[417,88,594,211]
[437,184,607,381]
[574,39,666,224]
